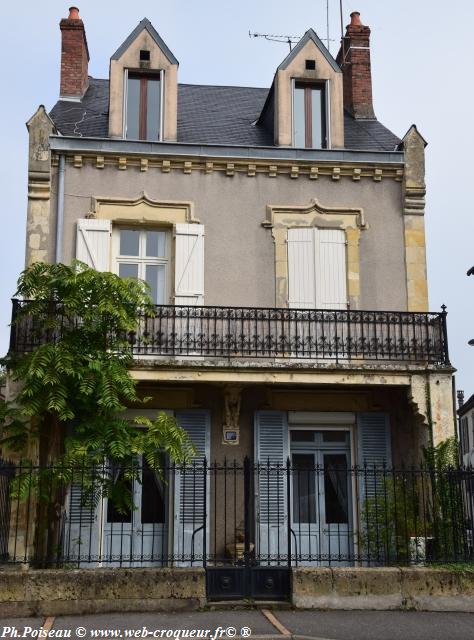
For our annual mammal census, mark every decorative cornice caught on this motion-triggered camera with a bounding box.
[57,153,403,182]
[263,197,366,229]
[27,171,51,200]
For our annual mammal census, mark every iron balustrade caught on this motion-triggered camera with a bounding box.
[9,300,450,364]
[1,458,473,568]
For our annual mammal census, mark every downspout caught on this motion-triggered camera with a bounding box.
[55,154,65,263]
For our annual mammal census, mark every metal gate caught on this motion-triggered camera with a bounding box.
[0,460,14,561]
[205,457,290,601]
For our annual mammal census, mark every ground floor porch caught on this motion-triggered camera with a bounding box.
[2,371,465,600]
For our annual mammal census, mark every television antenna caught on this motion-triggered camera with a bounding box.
[250,1,341,53]
[248,31,300,52]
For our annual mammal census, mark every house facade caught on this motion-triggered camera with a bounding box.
[12,7,458,592]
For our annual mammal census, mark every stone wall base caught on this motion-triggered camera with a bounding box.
[2,567,474,617]
[292,567,474,612]
[0,568,205,618]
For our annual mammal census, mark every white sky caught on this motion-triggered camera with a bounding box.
[1,1,473,397]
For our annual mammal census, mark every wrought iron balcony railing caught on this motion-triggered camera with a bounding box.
[9,300,450,365]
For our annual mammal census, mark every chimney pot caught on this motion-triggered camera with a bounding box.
[350,11,362,26]
[68,6,80,20]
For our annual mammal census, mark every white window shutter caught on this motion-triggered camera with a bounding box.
[287,228,316,309]
[76,219,112,271]
[174,224,205,306]
[315,229,347,309]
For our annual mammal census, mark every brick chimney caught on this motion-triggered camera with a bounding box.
[60,7,90,99]
[336,11,375,119]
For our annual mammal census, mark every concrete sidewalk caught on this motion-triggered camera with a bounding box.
[2,609,474,640]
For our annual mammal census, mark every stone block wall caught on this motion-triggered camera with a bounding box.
[0,568,205,618]
[292,567,474,612]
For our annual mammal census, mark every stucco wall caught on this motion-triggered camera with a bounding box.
[58,162,407,310]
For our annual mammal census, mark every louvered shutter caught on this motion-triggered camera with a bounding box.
[288,228,316,309]
[76,219,112,271]
[357,412,392,508]
[63,482,101,565]
[173,410,210,563]
[174,224,205,305]
[255,411,289,562]
[315,229,347,309]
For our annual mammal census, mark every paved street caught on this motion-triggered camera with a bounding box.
[1,609,474,640]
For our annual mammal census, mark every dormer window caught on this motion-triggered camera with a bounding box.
[124,71,162,141]
[293,82,327,149]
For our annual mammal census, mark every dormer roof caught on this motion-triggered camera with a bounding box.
[111,17,179,65]
[278,28,341,73]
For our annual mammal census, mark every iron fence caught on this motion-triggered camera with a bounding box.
[0,460,14,561]
[9,300,450,364]
[1,459,473,568]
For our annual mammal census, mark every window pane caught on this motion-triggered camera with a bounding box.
[141,459,166,524]
[119,263,139,280]
[293,86,305,148]
[292,453,316,523]
[146,264,165,304]
[322,431,348,443]
[146,231,166,257]
[126,77,140,139]
[146,78,161,141]
[106,467,132,523]
[311,87,324,148]
[120,229,140,256]
[324,454,349,524]
[291,430,315,442]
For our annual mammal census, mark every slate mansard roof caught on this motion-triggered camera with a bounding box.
[49,78,401,151]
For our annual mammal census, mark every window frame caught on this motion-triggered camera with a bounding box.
[112,226,171,305]
[292,79,329,149]
[123,69,164,141]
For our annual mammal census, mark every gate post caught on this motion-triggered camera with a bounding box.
[243,456,251,563]
[286,457,292,568]
[203,457,207,569]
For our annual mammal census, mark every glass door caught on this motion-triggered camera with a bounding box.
[290,429,353,565]
[104,457,168,566]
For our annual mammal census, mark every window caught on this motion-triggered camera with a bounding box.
[293,82,327,149]
[125,72,162,140]
[115,228,169,304]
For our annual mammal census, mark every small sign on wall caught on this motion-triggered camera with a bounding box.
[223,426,240,445]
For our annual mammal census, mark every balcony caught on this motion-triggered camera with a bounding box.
[9,300,450,366]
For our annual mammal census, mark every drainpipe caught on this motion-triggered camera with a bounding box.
[55,154,65,263]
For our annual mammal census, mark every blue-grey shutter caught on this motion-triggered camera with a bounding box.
[63,482,101,565]
[357,412,392,470]
[255,411,289,562]
[357,413,392,563]
[173,410,210,563]
[357,412,392,515]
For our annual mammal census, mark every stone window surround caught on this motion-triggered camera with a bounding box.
[262,198,366,309]
[89,192,199,226]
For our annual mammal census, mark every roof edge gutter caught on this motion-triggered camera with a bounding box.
[49,136,404,165]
